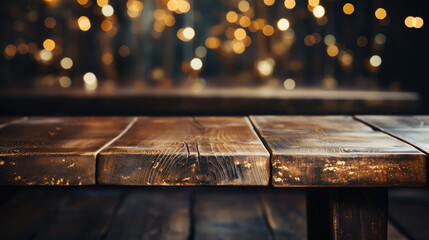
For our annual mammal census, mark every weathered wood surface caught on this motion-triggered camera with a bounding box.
[250,116,426,186]
[307,188,388,240]
[0,117,134,185]
[105,191,190,240]
[34,189,122,240]
[260,190,307,240]
[194,192,272,240]
[0,117,25,128]
[98,117,270,186]
[356,115,429,155]
[389,189,429,240]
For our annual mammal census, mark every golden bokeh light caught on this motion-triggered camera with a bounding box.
[77,0,89,6]
[83,72,97,91]
[256,58,275,77]
[183,27,195,41]
[164,15,176,27]
[43,39,55,51]
[356,36,368,47]
[239,16,251,27]
[44,17,56,29]
[414,17,424,28]
[4,44,17,59]
[60,57,73,69]
[59,76,71,88]
[101,19,113,31]
[326,45,339,57]
[127,0,144,18]
[264,0,275,6]
[190,58,203,70]
[313,5,325,18]
[154,21,165,32]
[405,16,414,28]
[78,16,91,31]
[232,40,245,54]
[97,0,108,7]
[343,3,354,15]
[101,5,114,17]
[369,55,382,67]
[39,49,53,61]
[205,37,221,49]
[284,78,296,90]
[308,0,319,7]
[284,0,296,9]
[102,53,113,65]
[262,25,274,36]
[226,11,238,23]
[375,8,387,20]
[234,28,246,40]
[195,46,207,58]
[119,45,130,57]
[17,43,29,54]
[238,1,250,12]
[277,18,290,31]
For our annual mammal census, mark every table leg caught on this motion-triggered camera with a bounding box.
[307,188,388,240]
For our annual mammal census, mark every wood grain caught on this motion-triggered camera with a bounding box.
[194,192,272,240]
[356,115,429,155]
[250,116,426,187]
[0,117,134,185]
[98,117,270,186]
[307,188,388,240]
[105,191,190,240]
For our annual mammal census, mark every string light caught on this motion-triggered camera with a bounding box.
[284,78,296,90]
[60,57,73,69]
[375,8,387,20]
[284,0,295,9]
[343,3,354,15]
[77,16,91,31]
[369,55,382,67]
[190,58,203,70]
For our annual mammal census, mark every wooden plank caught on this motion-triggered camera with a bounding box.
[356,115,429,155]
[0,117,26,128]
[250,116,426,187]
[105,190,190,240]
[194,192,272,240]
[388,189,429,240]
[0,189,63,240]
[98,117,270,186]
[34,189,122,240]
[307,188,388,240]
[0,117,135,185]
[260,190,307,240]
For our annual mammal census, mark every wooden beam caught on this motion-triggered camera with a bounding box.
[250,116,426,187]
[0,117,135,185]
[307,188,388,240]
[98,117,270,186]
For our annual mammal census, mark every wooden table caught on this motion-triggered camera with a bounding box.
[0,115,427,240]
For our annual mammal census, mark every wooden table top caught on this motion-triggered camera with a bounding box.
[0,116,426,186]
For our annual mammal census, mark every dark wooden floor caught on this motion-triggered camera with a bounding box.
[0,187,427,240]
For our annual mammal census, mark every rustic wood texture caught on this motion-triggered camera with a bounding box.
[105,191,190,240]
[260,190,307,240]
[0,117,26,128]
[0,117,134,185]
[250,115,427,187]
[194,192,272,240]
[34,189,122,240]
[356,115,429,155]
[98,117,270,186]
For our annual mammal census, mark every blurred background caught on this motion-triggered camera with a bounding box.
[0,0,427,115]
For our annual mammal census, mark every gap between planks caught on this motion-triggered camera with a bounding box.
[354,115,429,156]
[94,117,138,184]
